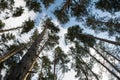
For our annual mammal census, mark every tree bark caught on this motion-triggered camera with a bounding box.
[24,42,46,80]
[53,52,56,80]
[0,43,30,63]
[0,27,22,33]
[6,27,47,80]
[79,33,120,46]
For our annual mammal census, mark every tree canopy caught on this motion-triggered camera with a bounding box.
[0,0,120,80]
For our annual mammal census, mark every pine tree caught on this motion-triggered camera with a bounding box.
[65,25,120,79]
[53,46,69,80]
[6,18,60,80]
[0,0,120,80]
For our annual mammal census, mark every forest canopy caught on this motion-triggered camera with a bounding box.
[0,0,120,80]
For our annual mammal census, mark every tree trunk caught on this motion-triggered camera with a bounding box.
[79,33,120,46]
[92,47,120,73]
[71,47,99,80]
[100,47,120,62]
[6,27,47,80]
[77,59,89,80]
[0,43,29,63]
[24,42,46,80]
[0,27,22,33]
[80,46,120,80]
[53,52,56,80]
[26,42,46,80]
[79,57,99,80]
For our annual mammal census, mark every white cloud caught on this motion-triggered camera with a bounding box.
[14,0,26,7]
[3,9,37,29]
[63,70,77,80]
[1,68,6,80]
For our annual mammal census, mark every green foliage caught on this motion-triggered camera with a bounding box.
[42,56,51,69]
[12,7,24,17]
[54,0,89,23]
[40,18,60,50]
[21,18,35,34]
[65,25,83,41]
[66,25,96,47]
[69,43,89,61]
[74,42,88,57]
[43,18,60,33]
[0,20,5,29]
[3,43,25,68]
[70,0,89,19]
[0,33,15,42]
[54,46,70,73]
[53,0,120,37]
[0,0,14,11]
[26,0,41,12]
[46,34,59,49]
[96,0,120,12]
[39,56,53,80]
[73,58,86,79]
[31,29,39,40]
[54,46,69,64]
[40,72,54,80]
[54,8,70,24]
[71,4,86,17]
[86,16,120,36]
[86,16,98,30]
[41,0,55,9]
[0,0,8,10]
[78,34,96,47]
[6,42,26,56]
[69,42,96,80]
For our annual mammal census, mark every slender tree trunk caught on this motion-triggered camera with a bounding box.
[80,46,120,80]
[26,74,31,80]
[100,47,120,62]
[53,52,56,80]
[71,48,99,80]
[24,42,46,80]
[92,47,120,73]
[79,57,99,80]
[0,27,22,33]
[77,59,89,80]
[6,27,47,80]
[0,43,30,63]
[79,33,120,46]
[26,42,46,80]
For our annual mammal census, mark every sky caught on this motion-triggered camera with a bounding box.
[0,0,119,80]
